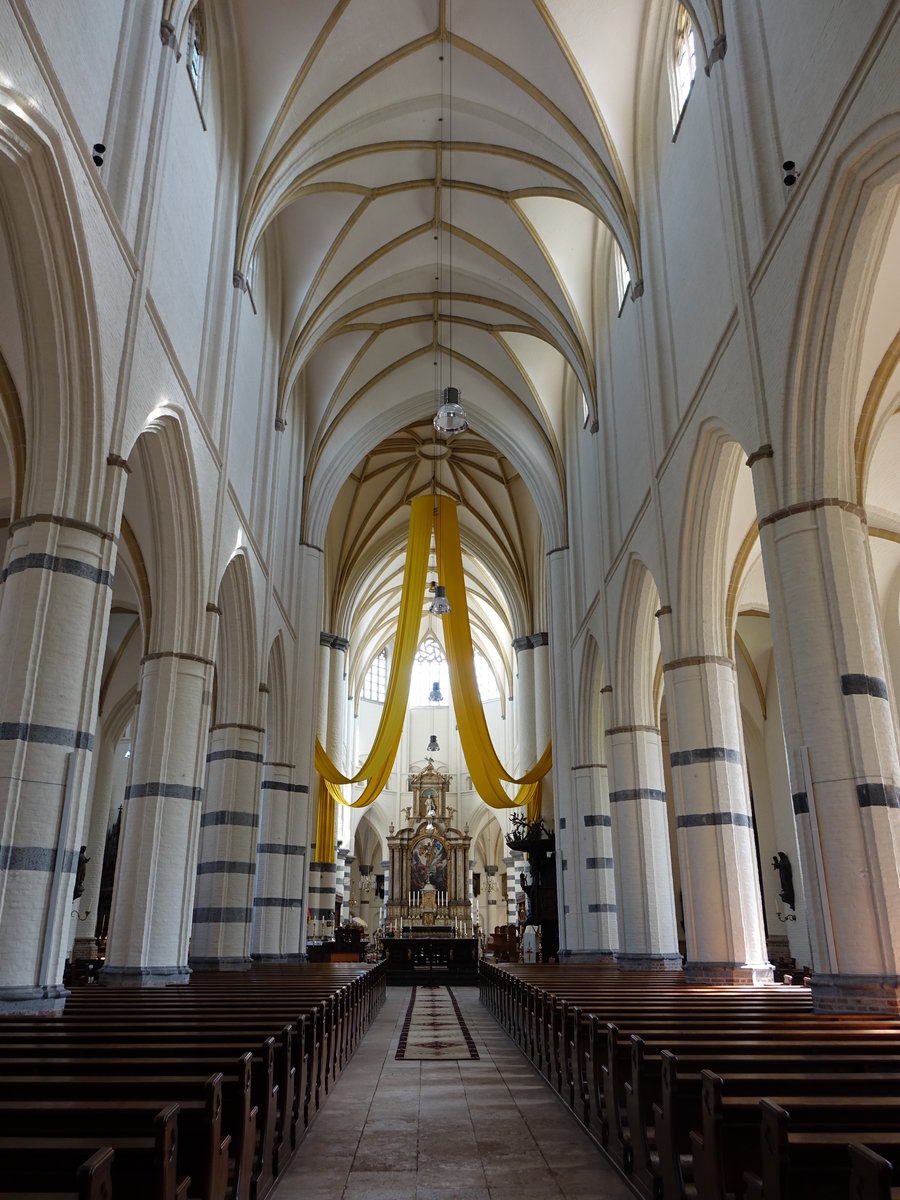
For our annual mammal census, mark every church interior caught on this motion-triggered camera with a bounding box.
[1,1,900,1197]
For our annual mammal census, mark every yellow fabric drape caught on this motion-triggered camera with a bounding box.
[434,495,551,819]
[314,777,336,866]
[313,492,551,856]
[315,493,433,809]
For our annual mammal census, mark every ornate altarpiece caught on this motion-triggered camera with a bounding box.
[386,762,472,936]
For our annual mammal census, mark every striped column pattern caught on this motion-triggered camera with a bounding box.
[659,634,770,984]
[753,493,900,1010]
[252,761,308,959]
[357,863,373,929]
[190,723,264,966]
[307,854,338,934]
[337,846,350,918]
[380,858,389,929]
[570,763,618,959]
[604,688,681,970]
[104,652,213,984]
[503,853,519,924]
[0,515,119,1010]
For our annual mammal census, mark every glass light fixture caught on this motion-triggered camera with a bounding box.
[427,734,440,753]
[434,386,468,435]
[428,680,443,703]
[430,584,451,616]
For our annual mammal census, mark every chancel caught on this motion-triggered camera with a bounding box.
[1,1,900,1197]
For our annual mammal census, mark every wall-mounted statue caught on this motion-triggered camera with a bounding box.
[73,845,89,901]
[772,851,795,911]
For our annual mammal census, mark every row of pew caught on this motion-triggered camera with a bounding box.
[480,961,900,1200]
[0,961,385,1200]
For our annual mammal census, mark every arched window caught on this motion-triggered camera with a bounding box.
[672,4,696,129]
[410,637,451,707]
[187,4,206,101]
[361,648,387,703]
[615,244,631,311]
[473,648,501,702]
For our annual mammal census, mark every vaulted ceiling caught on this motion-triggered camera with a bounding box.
[228,0,659,674]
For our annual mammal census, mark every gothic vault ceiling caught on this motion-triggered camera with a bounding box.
[228,0,660,663]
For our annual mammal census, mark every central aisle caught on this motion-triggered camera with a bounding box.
[278,985,634,1200]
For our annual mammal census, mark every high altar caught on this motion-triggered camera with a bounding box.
[385,762,473,936]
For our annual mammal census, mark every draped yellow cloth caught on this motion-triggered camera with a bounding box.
[434,495,550,824]
[313,493,551,857]
[314,494,432,857]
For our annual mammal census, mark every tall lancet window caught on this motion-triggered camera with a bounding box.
[672,4,697,129]
[187,5,206,101]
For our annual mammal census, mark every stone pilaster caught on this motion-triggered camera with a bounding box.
[752,475,900,1011]
[252,761,308,959]
[103,651,213,985]
[0,516,118,1010]
[658,610,771,985]
[190,723,264,967]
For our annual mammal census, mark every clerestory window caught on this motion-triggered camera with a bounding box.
[615,244,631,313]
[361,648,387,703]
[187,5,206,103]
[672,4,696,130]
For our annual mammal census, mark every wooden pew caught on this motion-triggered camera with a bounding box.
[0,963,382,1200]
[0,1077,228,1200]
[0,1103,186,1200]
[848,1143,900,1200]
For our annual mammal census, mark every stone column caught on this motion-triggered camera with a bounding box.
[751,465,900,1010]
[380,857,389,929]
[0,516,119,1010]
[358,864,373,929]
[74,718,131,953]
[533,633,551,765]
[513,636,536,771]
[571,763,618,958]
[308,633,346,939]
[657,611,770,984]
[603,686,681,970]
[190,723,264,967]
[104,650,213,985]
[252,761,308,959]
[336,846,350,920]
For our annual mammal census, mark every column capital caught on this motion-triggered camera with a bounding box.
[757,495,866,531]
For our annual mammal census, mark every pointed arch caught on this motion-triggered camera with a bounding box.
[214,552,260,727]
[126,408,206,656]
[0,88,103,520]
[0,349,25,523]
[785,117,900,505]
[576,633,605,765]
[613,557,663,728]
[675,422,747,658]
[264,634,289,765]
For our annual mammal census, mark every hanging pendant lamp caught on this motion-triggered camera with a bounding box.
[427,734,440,753]
[429,584,451,616]
[434,385,467,435]
[428,680,443,703]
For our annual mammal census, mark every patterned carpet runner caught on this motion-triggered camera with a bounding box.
[395,986,480,1060]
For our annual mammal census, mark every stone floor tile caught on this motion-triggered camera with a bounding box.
[343,1169,419,1199]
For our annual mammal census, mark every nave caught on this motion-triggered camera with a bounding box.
[281,983,632,1200]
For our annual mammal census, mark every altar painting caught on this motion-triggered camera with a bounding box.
[411,835,448,892]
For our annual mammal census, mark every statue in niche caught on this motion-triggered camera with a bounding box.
[772,851,795,911]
